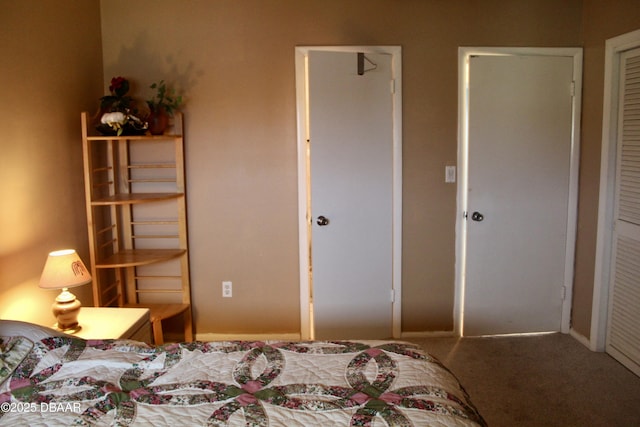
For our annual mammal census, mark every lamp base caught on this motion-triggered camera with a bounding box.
[54,323,82,334]
[52,288,82,332]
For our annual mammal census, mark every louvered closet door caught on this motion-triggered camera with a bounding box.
[607,47,640,376]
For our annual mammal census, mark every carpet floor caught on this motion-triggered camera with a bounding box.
[406,333,640,426]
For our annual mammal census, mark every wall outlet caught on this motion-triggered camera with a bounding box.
[222,281,232,298]
[445,165,456,183]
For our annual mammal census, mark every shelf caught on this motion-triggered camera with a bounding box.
[96,249,186,268]
[91,193,184,205]
[82,111,192,343]
[86,134,182,141]
[83,111,183,141]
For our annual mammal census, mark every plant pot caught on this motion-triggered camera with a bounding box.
[147,109,169,135]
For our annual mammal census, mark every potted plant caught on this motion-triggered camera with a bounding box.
[97,76,148,136]
[146,80,183,135]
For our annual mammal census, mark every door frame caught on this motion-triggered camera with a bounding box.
[455,47,583,336]
[592,29,640,352]
[295,46,403,340]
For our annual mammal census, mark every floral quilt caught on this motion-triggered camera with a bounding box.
[0,338,485,426]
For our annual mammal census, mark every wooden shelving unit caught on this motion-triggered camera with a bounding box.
[81,111,192,344]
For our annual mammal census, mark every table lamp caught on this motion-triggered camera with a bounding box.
[39,249,92,332]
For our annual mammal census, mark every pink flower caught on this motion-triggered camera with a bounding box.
[350,392,370,405]
[242,380,262,393]
[365,348,383,357]
[10,378,30,389]
[379,392,403,405]
[129,389,151,399]
[101,384,121,394]
[236,393,258,406]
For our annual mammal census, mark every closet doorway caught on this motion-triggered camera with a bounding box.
[593,29,640,377]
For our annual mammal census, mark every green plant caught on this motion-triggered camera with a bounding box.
[147,80,183,115]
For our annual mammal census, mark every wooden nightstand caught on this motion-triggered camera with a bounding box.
[72,307,151,342]
[6,307,151,343]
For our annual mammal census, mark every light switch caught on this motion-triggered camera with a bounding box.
[445,166,456,183]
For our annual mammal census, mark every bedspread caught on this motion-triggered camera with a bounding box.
[0,337,485,426]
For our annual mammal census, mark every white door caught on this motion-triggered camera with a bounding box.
[464,54,575,336]
[605,47,640,376]
[307,50,394,339]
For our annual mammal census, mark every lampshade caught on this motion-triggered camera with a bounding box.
[39,249,92,290]
[39,249,91,332]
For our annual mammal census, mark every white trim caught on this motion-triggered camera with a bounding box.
[569,327,592,349]
[592,29,640,352]
[564,50,584,334]
[607,346,640,377]
[197,333,302,342]
[295,46,403,340]
[400,330,455,339]
[454,48,470,337]
[295,48,311,339]
[455,47,583,336]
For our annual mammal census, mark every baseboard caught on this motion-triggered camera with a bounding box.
[196,332,302,342]
[400,330,456,338]
[569,328,593,350]
[197,331,456,341]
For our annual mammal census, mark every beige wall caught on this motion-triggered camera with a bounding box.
[0,1,103,324]
[571,0,640,338]
[2,0,638,339]
[100,0,582,335]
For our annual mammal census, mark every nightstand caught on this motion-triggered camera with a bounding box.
[72,307,151,342]
[6,307,152,342]
[5,307,151,342]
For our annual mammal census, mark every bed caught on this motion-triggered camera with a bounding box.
[0,320,485,426]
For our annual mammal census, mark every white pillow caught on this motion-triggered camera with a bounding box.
[0,320,73,342]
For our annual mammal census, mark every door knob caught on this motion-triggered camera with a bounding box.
[317,215,330,226]
[471,211,484,222]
